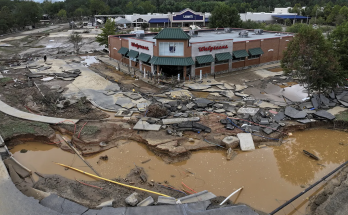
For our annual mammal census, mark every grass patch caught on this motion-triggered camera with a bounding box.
[57,124,100,136]
[0,120,51,139]
[80,126,100,136]
[335,110,348,122]
[0,77,12,84]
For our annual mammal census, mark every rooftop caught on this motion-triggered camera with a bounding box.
[153,28,191,40]
[135,29,293,43]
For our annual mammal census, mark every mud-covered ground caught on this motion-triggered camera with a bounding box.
[34,167,186,208]
[0,67,109,120]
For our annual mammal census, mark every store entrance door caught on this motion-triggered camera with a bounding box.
[160,65,184,79]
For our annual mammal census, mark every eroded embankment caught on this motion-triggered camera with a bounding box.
[8,126,348,214]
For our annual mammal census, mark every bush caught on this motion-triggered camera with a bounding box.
[264,24,282,32]
[286,23,309,33]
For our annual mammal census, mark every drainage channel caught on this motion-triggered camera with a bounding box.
[9,128,348,214]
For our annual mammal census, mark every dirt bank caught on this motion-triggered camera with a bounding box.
[308,166,348,215]
[33,167,186,208]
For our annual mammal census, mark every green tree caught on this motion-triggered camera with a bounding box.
[264,24,282,31]
[209,3,241,28]
[96,18,116,47]
[286,23,308,33]
[339,6,348,20]
[140,22,149,30]
[0,19,8,33]
[326,5,341,24]
[14,1,41,27]
[57,9,67,19]
[68,32,84,54]
[329,21,348,74]
[281,26,344,95]
[90,0,109,15]
[335,14,346,26]
[284,18,291,26]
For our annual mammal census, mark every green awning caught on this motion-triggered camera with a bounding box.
[127,50,139,58]
[149,57,194,66]
[215,52,232,61]
[196,55,214,64]
[138,53,151,62]
[233,50,249,58]
[248,48,264,56]
[118,47,129,55]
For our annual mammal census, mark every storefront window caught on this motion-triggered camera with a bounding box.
[232,56,246,62]
[159,42,184,56]
[142,61,151,66]
[195,61,211,68]
[215,58,229,65]
[249,54,261,59]
[130,57,138,62]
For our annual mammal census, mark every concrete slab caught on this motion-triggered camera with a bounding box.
[39,194,65,213]
[133,120,161,131]
[237,133,255,151]
[162,117,200,125]
[82,209,100,215]
[96,207,126,215]
[0,160,61,215]
[235,84,248,91]
[237,108,259,116]
[327,106,347,115]
[137,196,154,207]
[62,198,88,214]
[178,190,216,204]
[184,84,211,90]
[0,100,79,124]
[157,196,177,205]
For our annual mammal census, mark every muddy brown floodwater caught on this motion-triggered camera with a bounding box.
[10,129,348,214]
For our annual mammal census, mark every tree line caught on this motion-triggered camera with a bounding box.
[1,0,348,34]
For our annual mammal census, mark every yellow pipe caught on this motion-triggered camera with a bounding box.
[56,163,171,197]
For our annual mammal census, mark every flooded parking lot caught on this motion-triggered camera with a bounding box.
[10,128,348,214]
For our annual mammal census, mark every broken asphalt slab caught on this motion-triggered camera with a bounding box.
[313,110,335,120]
[284,106,307,119]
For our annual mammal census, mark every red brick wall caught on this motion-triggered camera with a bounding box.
[131,60,139,69]
[260,38,280,64]
[109,37,129,62]
[215,63,229,72]
[122,57,129,65]
[232,61,245,68]
[195,66,211,75]
[278,36,293,60]
[233,42,246,51]
[245,58,260,66]
[246,40,261,50]
[142,64,151,72]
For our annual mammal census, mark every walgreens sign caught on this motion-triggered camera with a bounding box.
[131,42,149,50]
[198,45,228,52]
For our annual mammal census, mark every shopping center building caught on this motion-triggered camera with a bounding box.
[108,28,293,80]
